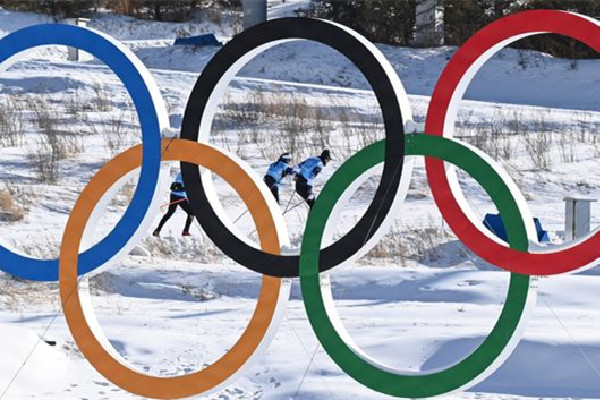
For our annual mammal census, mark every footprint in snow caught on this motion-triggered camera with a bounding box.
[269,376,281,388]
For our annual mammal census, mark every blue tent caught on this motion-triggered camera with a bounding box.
[483,213,549,243]
[174,34,222,47]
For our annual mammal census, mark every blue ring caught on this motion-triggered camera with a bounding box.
[0,24,161,281]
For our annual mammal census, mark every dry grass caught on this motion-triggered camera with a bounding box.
[213,87,383,164]
[21,94,84,184]
[109,179,137,208]
[139,234,227,264]
[0,187,25,222]
[0,275,59,313]
[103,107,137,157]
[92,82,113,112]
[0,94,25,147]
[362,217,459,266]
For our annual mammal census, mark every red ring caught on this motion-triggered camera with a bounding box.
[425,10,600,275]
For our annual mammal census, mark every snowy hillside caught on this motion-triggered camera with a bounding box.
[0,6,599,400]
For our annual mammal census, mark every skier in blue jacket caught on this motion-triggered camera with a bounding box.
[264,152,295,204]
[153,172,194,237]
[295,150,331,209]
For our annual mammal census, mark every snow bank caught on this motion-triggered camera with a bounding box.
[87,12,236,42]
[0,324,68,397]
[0,7,52,39]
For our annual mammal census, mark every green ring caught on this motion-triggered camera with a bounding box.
[299,134,533,397]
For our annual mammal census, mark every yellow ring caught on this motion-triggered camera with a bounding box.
[59,138,285,399]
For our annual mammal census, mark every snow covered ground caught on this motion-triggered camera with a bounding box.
[0,6,599,400]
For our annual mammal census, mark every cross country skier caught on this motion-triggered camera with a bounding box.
[264,152,295,204]
[153,171,195,237]
[295,150,332,209]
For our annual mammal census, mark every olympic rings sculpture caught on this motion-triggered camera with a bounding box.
[0,8,595,399]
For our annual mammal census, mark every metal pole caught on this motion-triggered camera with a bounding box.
[242,0,267,30]
[564,196,597,240]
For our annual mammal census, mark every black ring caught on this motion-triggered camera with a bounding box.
[181,17,405,277]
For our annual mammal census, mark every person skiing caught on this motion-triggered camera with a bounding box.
[264,152,295,204]
[295,149,331,209]
[153,171,195,237]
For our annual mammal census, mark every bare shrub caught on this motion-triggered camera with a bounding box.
[81,110,100,136]
[500,160,533,200]
[220,132,237,154]
[140,234,226,263]
[470,124,490,154]
[577,111,591,143]
[0,94,25,147]
[213,87,384,167]
[497,111,517,160]
[524,111,552,169]
[27,95,55,131]
[363,221,406,266]
[103,108,136,156]
[0,276,58,313]
[219,89,317,161]
[462,108,515,162]
[0,187,25,222]
[334,97,353,158]
[558,128,577,163]
[363,217,456,265]
[349,113,383,157]
[313,106,332,149]
[26,95,83,184]
[93,83,112,112]
[29,137,61,184]
[523,130,552,169]
[283,97,310,156]
[593,134,600,158]
[64,89,91,117]
[60,132,84,156]
[248,90,313,160]
[213,91,260,156]
[5,184,35,209]
[507,110,526,131]
[454,110,475,134]
[109,177,137,209]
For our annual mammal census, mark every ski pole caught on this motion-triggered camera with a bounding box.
[245,201,307,236]
[234,191,294,224]
[233,209,249,224]
[283,201,305,215]
[283,191,295,214]
[160,197,187,211]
